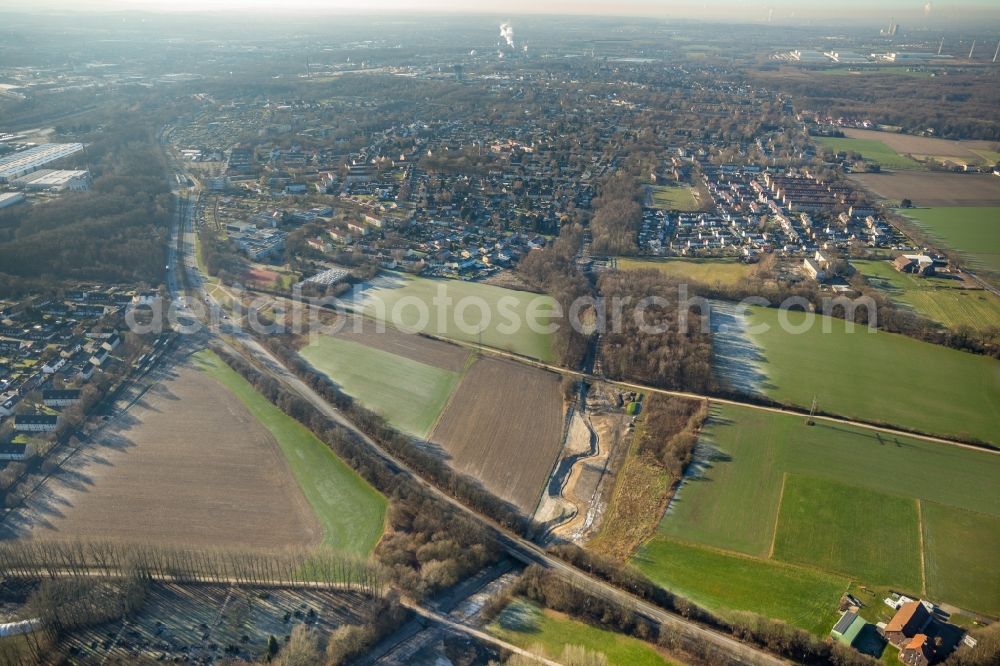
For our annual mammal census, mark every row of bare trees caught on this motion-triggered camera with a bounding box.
[0,540,385,597]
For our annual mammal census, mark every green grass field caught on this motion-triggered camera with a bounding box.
[299,336,462,437]
[633,538,848,635]
[650,185,701,212]
[898,208,1000,274]
[350,274,556,362]
[653,403,1000,621]
[922,502,1000,616]
[745,306,1000,443]
[815,136,924,170]
[194,350,387,556]
[490,600,676,666]
[618,257,754,287]
[773,475,922,591]
[855,259,1000,332]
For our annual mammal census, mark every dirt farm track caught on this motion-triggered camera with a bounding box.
[0,355,322,549]
[430,357,565,514]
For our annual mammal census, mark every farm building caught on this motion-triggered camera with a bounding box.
[831,610,866,647]
[900,633,936,666]
[893,254,935,276]
[883,600,931,647]
[13,414,59,433]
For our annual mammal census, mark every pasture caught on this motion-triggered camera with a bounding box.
[743,306,1000,443]
[196,351,387,556]
[898,207,1000,274]
[650,185,701,212]
[855,259,1000,332]
[921,503,1000,616]
[299,335,464,438]
[490,599,676,666]
[346,273,556,362]
[430,357,564,514]
[849,172,1000,207]
[654,403,1000,619]
[0,353,325,551]
[772,475,922,591]
[617,257,754,287]
[633,537,848,635]
[815,136,924,170]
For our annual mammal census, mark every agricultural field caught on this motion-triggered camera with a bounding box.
[649,184,701,211]
[430,357,564,514]
[772,476,922,591]
[815,136,924,170]
[739,306,1000,443]
[633,538,848,635]
[898,207,1000,274]
[651,403,1000,622]
[922,503,1000,616]
[345,273,556,362]
[850,172,1000,207]
[842,129,1000,166]
[617,257,754,287]
[196,351,387,556]
[0,353,323,551]
[299,335,465,437]
[854,259,1000,332]
[490,599,676,666]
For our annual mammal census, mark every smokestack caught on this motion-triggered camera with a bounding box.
[994,40,1000,63]
[969,40,976,60]
[938,37,944,55]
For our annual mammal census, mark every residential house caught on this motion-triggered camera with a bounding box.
[900,634,935,666]
[14,414,59,433]
[42,389,81,407]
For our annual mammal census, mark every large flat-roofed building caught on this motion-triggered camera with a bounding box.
[13,169,91,191]
[0,143,85,182]
[0,192,25,208]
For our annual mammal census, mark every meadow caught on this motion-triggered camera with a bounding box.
[650,403,1000,622]
[617,257,754,287]
[855,259,1000,332]
[650,185,701,211]
[743,306,1000,443]
[772,475,922,591]
[815,136,924,170]
[921,502,1000,616]
[347,273,556,362]
[633,537,848,635]
[898,207,1000,274]
[196,351,387,556]
[299,335,463,438]
[490,599,676,666]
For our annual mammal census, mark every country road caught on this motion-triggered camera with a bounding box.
[166,175,787,665]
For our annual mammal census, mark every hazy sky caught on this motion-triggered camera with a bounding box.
[4,1,998,20]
